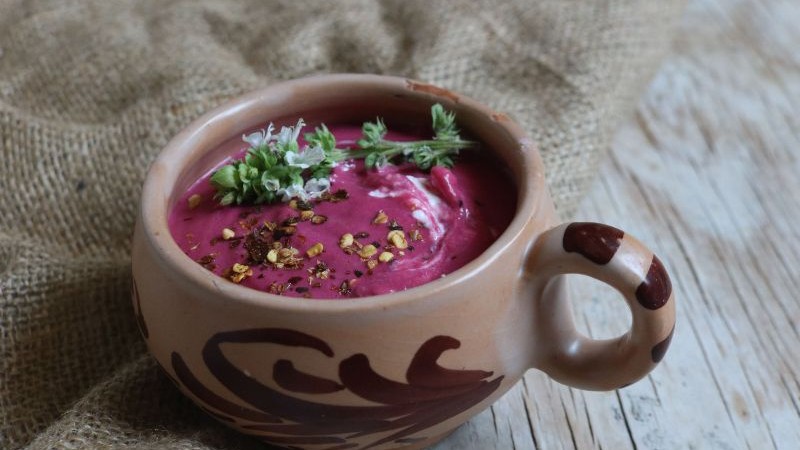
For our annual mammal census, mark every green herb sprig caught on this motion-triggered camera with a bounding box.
[210,104,473,206]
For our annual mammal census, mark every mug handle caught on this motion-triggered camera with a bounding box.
[525,222,676,390]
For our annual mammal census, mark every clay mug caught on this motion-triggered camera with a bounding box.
[132,74,675,450]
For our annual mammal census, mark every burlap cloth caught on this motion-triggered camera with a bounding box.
[0,1,685,448]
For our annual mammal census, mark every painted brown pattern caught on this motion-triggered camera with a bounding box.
[562,222,624,265]
[170,328,503,449]
[131,277,149,339]
[171,352,282,423]
[559,223,675,371]
[635,255,672,310]
[651,325,675,363]
[274,360,345,394]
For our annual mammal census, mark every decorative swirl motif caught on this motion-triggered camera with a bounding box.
[170,328,503,449]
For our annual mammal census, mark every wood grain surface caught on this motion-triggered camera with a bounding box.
[434,0,800,448]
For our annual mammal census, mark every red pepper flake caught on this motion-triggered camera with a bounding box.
[244,226,273,263]
[273,226,297,240]
[197,253,215,265]
[188,194,202,209]
[267,245,304,270]
[238,216,259,231]
[296,200,313,211]
[372,210,388,224]
[309,260,331,279]
[226,263,253,283]
[196,254,217,271]
[268,282,286,295]
[338,281,352,296]
[321,189,348,203]
[287,276,302,285]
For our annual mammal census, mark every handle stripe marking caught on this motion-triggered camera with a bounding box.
[635,255,672,310]
[562,222,624,265]
[651,325,675,363]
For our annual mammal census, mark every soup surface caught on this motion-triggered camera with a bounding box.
[169,123,516,298]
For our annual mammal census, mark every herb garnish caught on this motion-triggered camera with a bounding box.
[210,104,473,206]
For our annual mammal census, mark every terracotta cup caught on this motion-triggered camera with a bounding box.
[132,74,675,450]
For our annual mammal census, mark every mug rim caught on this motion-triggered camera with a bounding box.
[139,73,548,313]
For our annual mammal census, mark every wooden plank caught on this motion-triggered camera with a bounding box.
[435,0,800,448]
[428,383,536,449]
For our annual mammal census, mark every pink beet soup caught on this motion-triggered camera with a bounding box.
[169,122,516,299]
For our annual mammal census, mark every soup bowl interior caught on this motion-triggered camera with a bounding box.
[141,74,548,311]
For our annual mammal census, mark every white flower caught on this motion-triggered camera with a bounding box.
[374,154,390,168]
[276,118,305,147]
[274,177,330,202]
[285,145,326,168]
[242,123,274,148]
[277,183,308,202]
[304,178,331,199]
[262,177,280,192]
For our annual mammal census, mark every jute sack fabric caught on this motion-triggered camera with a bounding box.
[0,1,685,448]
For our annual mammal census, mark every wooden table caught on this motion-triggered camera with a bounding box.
[434,0,800,448]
